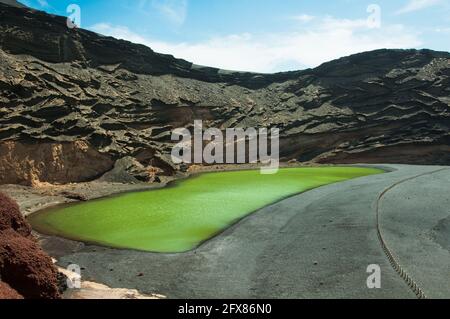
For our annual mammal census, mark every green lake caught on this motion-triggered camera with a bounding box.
[28,167,383,253]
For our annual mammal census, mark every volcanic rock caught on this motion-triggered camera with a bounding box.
[0,2,449,185]
[0,281,23,299]
[0,140,114,186]
[0,192,61,299]
[99,156,158,183]
[0,0,24,8]
[0,192,32,236]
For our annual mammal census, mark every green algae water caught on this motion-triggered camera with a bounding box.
[29,167,382,253]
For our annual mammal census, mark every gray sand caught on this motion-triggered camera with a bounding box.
[29,165,450,298]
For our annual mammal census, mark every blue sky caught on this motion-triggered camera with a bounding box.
[20,0,450,72]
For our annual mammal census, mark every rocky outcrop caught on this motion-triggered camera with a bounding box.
[0,0,24,8]
[0,192,61,299]
[0,3,449,185]
[58,265,164,299]
[0,281,22,299]
[0,141,114,185]
[99,157,163,183]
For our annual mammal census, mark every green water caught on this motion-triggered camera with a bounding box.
[29,167,383,253]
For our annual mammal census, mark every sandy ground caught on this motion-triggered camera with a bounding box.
[57,266,165,299]
[377,167,450,298]
[2,164,449,299]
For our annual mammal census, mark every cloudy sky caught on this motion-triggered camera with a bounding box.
[20,0,450,72]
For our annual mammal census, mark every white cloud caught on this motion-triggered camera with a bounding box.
[396,0,442,14]
[37,0,48,7]
[90,16,422,73]
[133,0,188,25]
[292,14,315,23]
[152,0,188,26]
[435,27,450,33]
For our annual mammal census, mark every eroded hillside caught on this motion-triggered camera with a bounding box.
[0,3,449,185]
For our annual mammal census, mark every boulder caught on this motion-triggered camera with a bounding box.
[0,192,61,299]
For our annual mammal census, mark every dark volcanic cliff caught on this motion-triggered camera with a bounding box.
[0,3,449,185]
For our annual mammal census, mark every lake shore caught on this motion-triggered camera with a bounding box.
[1,162,415,299]
[0,162,314,299]
[0,162,322,218]
[38,164,450,299]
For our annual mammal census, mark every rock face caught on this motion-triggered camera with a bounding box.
[99,156,163,183]
[0,281,23,299]
[0,192,61,299]
[0,140,114,185]
[0,3,449,185]
[0,0,24,8]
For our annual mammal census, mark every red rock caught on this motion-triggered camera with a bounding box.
[0,281,23,299]
[0,192,61,299]
[0,192,32,238]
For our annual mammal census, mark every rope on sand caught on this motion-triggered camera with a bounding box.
[375,167,448,299]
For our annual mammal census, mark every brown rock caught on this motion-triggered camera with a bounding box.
[0,192,32,238]
[0,192,61,299]
[0,281,23,299]
[0,141,114,186]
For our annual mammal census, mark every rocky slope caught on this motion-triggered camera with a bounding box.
[0,2,449,185]
[0,192,61,299]
[0,0,23,8]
